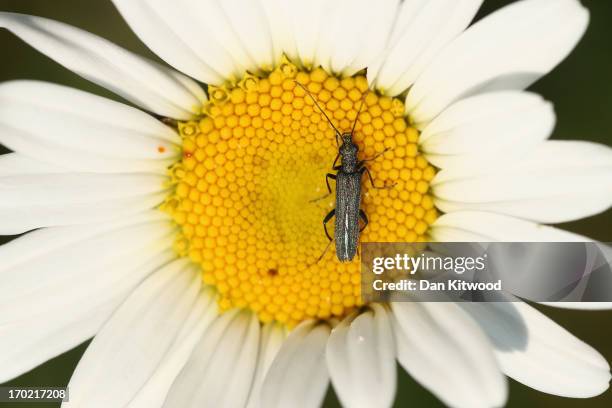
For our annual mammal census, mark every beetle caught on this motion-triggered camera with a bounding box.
[295,82,392,262]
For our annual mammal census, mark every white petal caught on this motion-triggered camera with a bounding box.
[0,250,174,384]
[0,81,180,174]
[0,124,174,178]
[0,214,173,308]
[64,259,201,408]
[0,153,68,175]
[0,172,168,234]
[112,0,270,83]
[406,0,589,124]
[127,288,219,408]
[0,296,117,384]
[0,212,176,382]
[218,0,275,71]
[342,0,399,77]
[0,12,205,119]
[246,322,287,408]
[391,302,507,408]
[306,0,344,73]
[110,0,226,83]
[461,301,611,397]
[540,244,612,310]
[164,310,260,408]
[420,92,554,169]
[187,0,261,75]
[371,0,482,96]
[431,211,590,242]
[315,0,399,76]
[432,141,612,223]
[327,304,396,408]
[0,220,175,310]
[0,210,167,270]
[287,0,327,68]
[259,0,298,64]
[260,321,331,408]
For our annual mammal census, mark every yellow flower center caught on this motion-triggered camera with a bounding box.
[162,59,438,327]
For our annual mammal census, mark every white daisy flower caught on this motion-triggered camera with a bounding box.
[1,0,611,407]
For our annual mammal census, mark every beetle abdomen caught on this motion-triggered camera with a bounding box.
[334,172,361,262]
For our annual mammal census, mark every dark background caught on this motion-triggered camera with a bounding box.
[0,0,610,407]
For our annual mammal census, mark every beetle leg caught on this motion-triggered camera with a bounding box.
[332,153,340,169]
[326,173,337,194]
[361,167,397,189]
[323,209,336,241]
[358,148,393,167]
[309,173,336,203]
[359,209,369,232]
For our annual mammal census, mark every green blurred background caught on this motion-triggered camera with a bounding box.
[0,0,610,407]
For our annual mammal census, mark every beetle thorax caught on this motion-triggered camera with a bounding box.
[340,141,359,172]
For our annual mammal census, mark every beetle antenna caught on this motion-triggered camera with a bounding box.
[294,81,342,141]
[351,89,368,136]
